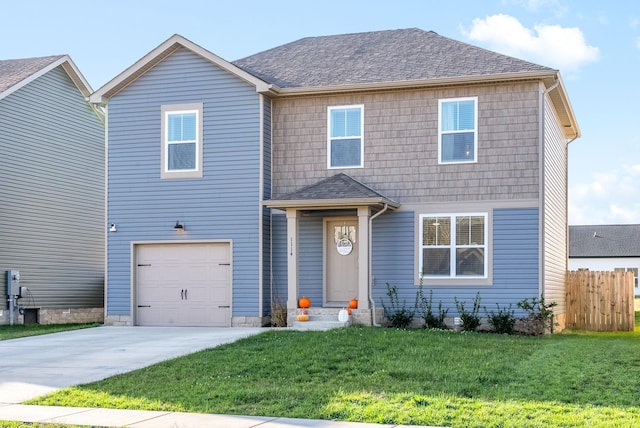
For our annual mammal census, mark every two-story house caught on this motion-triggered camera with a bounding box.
[92,28,579,329]
[0,55,104,325]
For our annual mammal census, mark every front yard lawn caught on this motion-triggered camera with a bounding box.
[28,324,640,428]
[0,323,100,341]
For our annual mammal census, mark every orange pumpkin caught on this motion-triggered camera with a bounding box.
[348,298,358,309]
[298,296,311,308]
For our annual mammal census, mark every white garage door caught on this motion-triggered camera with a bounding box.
[136,243,231,326]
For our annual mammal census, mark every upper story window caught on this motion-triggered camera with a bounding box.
[438,97,477,164]
[161,103,203,179]
[328,105,364,169]
[419,213,487,279]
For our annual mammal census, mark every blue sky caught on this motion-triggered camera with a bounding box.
[2,0,638,225]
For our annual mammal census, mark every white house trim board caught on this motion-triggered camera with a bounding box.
[90,34,274,104]
[0,55,93,101]
[286,209,300,310]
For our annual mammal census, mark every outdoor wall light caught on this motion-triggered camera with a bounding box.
[109,223,117,232]
[174,220,185,232]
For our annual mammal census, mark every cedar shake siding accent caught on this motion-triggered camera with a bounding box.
[106,48,263,318]
[271,82,540,203]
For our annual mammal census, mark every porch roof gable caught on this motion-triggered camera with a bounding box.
[264,173,400,210]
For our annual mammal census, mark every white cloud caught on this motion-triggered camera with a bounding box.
[503,0,567,16]
[569,164,640,225]
[462,14,599,73]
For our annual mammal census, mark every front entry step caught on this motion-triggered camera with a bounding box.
[290,308,352,331]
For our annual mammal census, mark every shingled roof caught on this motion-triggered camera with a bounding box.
[0,56,65,94]
[569,225,640,258]
[264,173,399,209]
[233,28,554,89]
[0,55,94,102]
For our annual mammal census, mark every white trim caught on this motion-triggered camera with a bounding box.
[437,96,478,164]
[327,104,364,169]
[418,212,489,281]
[90,34,274,104]
[258,94,264,318]
[160,103,204,179]
[0,55,93,101]
[130,239,233,326]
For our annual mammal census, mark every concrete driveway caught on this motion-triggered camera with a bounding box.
[0,326,264,403]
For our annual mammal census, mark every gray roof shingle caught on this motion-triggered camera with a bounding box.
[274,173,398,204]
[233,28,553,88]
[569,224,640,258]
[277,173,385,200]
[0,55,65,94]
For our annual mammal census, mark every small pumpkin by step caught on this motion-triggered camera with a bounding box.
[348,298,358,309]
[298,296,311,308]
[297,309,309,322]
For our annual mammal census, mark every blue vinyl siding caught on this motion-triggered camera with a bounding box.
[270,213,288,304]
[107,48,263,317]
[0,66,104,308]
[297,216,324,304]
[261,97,272,315]
[373,208,539,317]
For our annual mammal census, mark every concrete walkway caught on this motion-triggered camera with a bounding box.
[0,326,443,427]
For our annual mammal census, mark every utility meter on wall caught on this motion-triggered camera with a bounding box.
[7,270,21,296]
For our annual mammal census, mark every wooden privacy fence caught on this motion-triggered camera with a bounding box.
[566,270,635,331]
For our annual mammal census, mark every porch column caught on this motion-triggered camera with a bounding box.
[286,208,300,310]
[358,206,371,309]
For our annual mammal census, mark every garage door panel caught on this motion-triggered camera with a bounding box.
[136,243,232,327]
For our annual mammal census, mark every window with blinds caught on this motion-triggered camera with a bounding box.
[161,103,203,179]
[438,97,478,163]
[419,213,487,278]
[328,105,364,168]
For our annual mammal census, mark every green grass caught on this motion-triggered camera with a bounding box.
[0,323,101,341]
[28,323,640,428]
[0,423,89,428]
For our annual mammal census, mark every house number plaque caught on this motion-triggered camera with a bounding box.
[337,238,353,256]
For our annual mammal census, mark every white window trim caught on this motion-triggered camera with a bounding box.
[418,212,489,282]
[437,97,478,164]
[327,104,364,169]
[161,103,204,179]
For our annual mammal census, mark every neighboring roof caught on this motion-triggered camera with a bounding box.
[0,55,94,101]
[233,28,553,89]
[264,173,400,210]
[90,34,273,104]
[569,224,640,258]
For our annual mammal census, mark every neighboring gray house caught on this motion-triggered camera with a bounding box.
[0,55,105,325]
[569,224,640,296]
[93,28,580,329]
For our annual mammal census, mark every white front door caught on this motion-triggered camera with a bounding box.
[135,243,231,326]
[325,219,359,305]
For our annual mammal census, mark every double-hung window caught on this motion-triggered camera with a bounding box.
[328,105,364,168]
[419,213,487,278]
[161,103,203,179]
[438,97,477,163]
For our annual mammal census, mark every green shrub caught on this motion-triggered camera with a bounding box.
[517,296,557,335]
[485,303,516,334]
[455,292,482,332]
[381,283,416,328]
[417,286,448,329]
